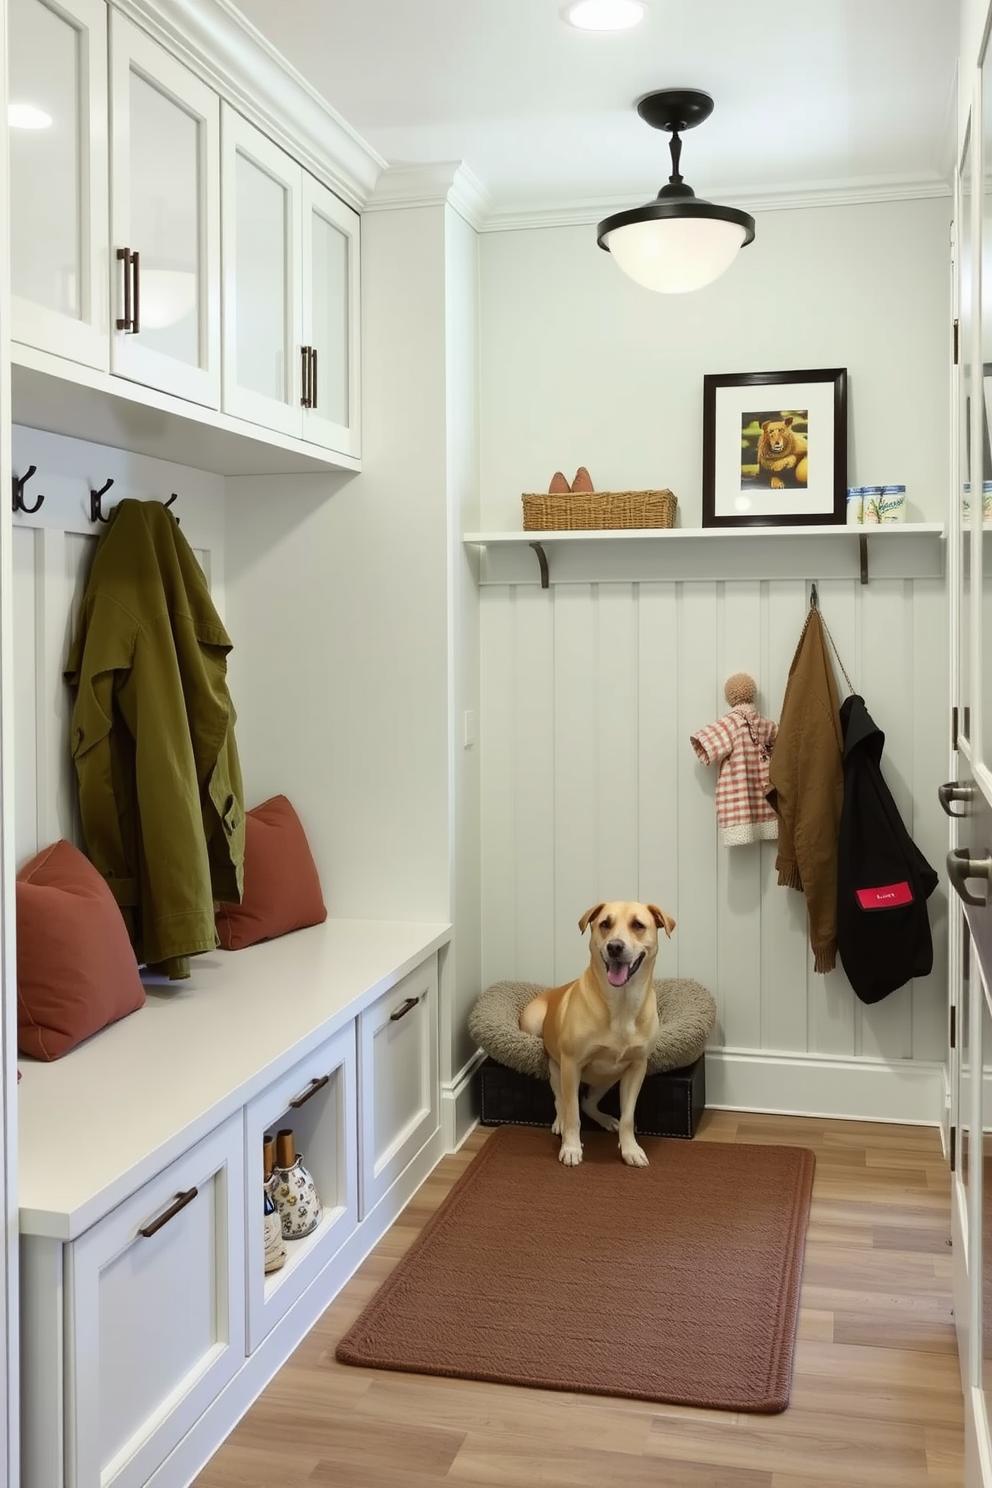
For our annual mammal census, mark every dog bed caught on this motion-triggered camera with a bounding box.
[468,977,717,1081]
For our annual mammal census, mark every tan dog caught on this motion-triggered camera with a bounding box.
[518,901,676,1167]
[757,417,808,488]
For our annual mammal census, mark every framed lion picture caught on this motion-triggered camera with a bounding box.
[702,367,848,528]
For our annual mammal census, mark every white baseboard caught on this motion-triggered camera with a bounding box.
[441,1049,486,1150]
[147,1126,447,1488]
[706,1048,947,1127]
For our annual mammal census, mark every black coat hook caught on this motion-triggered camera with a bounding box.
[89,478,114,523]
[809,582,819,610]
[12,465,44,515]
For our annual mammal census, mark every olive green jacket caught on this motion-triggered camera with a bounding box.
[65,499,245,978]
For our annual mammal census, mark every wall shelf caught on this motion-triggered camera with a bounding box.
[463,524,946,588]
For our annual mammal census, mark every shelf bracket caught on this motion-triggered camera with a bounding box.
[529,541,550,589]
[859,533,869,585]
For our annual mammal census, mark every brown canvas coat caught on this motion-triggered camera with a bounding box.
[65,499,244,978]
[766,608,845,973]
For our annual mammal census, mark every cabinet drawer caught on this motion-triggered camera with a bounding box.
[66,1113,245,1488]
[358,957,439,1218]
[244,1021,358,1352]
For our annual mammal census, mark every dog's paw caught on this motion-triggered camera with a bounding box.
[620,1142,649,1167]
[771,477,784,489]
[559,1142,583,1166]
[551,1115,563,1136]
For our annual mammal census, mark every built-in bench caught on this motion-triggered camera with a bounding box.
[18,917,451,1488]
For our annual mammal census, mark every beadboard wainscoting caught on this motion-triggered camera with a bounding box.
[479,571,950,1126]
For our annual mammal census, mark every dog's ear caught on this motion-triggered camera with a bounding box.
[761,420,771,431]
[647,904,676,938]
[579,904,605,934]
[783,416,793,428]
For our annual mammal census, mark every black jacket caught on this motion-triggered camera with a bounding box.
[836,695,938,1003]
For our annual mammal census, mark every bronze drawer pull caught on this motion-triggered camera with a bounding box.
[390,995,420,1022]
[288,1073,330,1108]
[138,1186,199,1238]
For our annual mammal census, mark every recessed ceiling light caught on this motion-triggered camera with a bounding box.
[8,103,52,129]
[563,0,646,32]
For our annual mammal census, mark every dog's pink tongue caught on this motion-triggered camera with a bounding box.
[607,964,629,987]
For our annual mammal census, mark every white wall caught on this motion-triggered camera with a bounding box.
[474,198,952,1123]
[225,199,483,1137]
[226,207,452,925]
[479,198,951,529]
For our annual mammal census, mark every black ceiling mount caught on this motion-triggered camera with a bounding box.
[635,89,714,134]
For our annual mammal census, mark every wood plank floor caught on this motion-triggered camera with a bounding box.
[193,1110,965,1488]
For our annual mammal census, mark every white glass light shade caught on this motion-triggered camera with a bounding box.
[602,215,748,293]
[563,0,645,30]
[138,269,197,329]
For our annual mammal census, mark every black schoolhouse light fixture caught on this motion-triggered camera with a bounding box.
[596,88,755,293]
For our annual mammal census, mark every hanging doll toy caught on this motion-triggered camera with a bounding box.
[690,673,779,846]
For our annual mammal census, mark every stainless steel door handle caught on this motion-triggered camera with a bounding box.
[939,781,976,818]
[947,846,992,906]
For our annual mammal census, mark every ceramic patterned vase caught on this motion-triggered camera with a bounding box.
[273,1128,322,1239]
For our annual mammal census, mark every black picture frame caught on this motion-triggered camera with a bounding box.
[701,367,848,528]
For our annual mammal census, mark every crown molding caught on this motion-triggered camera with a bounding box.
[366,163,493,230]
[481,174,953,233]
[110,0,387,208]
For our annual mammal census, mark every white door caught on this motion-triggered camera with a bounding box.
[221,105,303,437]
[301,173,361,458]
[109,11,221,407]
[946,48,992,1488]
[8,0,109,371]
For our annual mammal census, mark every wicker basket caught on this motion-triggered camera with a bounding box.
[521,488,677,531]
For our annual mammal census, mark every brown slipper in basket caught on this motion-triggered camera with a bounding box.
[548,471,571,494]
[571,466,594,493]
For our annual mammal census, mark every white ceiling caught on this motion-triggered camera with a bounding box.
[231,0,960,220]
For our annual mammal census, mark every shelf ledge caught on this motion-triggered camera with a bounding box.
[463,524,946,587]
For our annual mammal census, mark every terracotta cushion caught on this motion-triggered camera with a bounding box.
[16,840,146,1061]
[215,795,327,951]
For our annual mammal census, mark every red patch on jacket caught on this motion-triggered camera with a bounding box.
[855,881,913,910]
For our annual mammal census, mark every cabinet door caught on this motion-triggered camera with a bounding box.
[9,0,109,371]
[244,1021,358,1353]
[66,1113,245,1488]
[109,11,221,407]
[221,105,304,437]
[358,957,439,1218]
[301,173,361,459]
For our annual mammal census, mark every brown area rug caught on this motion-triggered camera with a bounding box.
[336,1125,815,1413]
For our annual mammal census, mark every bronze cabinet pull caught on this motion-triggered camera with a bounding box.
[310,347,317,410]
[288,1073,330,1109]
[131,249,140,334]
[300,345,311,406]
[389,995,420,1022]
[116,247,132,330]
[138,1186,199,1238]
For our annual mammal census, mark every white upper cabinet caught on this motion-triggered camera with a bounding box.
[302,173,361,457]
[222,104,361,459]
[221,107,303,437]
[109,11,221,408]
[8,0,110,372]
